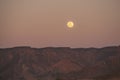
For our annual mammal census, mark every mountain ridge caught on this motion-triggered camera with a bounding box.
[0,46,120,80]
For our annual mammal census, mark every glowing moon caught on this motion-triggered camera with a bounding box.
[67,21,74,28]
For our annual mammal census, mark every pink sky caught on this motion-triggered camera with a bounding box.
[0,0,120,48]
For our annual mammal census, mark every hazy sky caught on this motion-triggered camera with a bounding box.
[0,0,120,48]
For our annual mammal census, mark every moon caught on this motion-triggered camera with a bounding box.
[67,21,74,28]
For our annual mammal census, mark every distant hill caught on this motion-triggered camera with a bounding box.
[0,46,120,80]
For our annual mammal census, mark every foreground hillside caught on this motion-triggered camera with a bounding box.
[0,46,120,80]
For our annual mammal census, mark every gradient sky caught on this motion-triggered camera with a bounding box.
[0,0,120,48]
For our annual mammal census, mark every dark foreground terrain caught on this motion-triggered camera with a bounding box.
[0,46,120,80]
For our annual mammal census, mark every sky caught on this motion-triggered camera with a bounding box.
[0,0,120,48]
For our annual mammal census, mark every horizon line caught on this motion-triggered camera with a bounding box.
[0,45,120,49]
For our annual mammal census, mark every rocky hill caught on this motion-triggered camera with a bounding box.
[0,46,120,80]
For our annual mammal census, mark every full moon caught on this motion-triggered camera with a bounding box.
[67,21,74,28]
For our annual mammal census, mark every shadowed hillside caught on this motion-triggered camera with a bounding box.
[0,46,120,80]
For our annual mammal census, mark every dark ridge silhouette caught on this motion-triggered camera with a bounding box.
[0,46,120,80]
